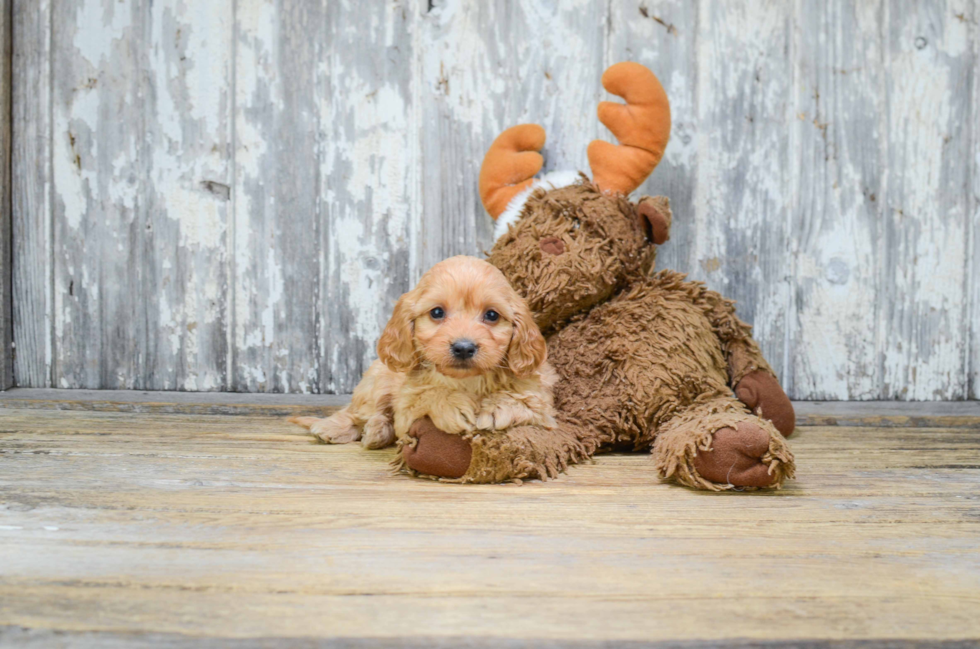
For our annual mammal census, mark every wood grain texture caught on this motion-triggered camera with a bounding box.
[232,0,321,393]
[877,0,974,400]
[791,0,883,400]
[689,0,794,386]
[11,0,52,388]
[8,0,980,399]
[316,0,419,394]
[0,0,10,390]
[142,2,233,391]
[50,0,144,388]
[608,0,700,281]
[970,0,979,401]
[1,407,979,643]
[2,634,978,649]
[0,387,349,416]
[418,0,606,270]
[2,388,980,426]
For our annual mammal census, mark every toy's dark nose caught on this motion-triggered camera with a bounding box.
[450,339,478,360]
[539,236,565,255]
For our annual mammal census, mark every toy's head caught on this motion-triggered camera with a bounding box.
[480,63,673,332]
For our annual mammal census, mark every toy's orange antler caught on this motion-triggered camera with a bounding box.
[587,62,671,196]
[479,124,546,219]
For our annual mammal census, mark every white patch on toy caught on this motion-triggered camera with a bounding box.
[493,170,581,240]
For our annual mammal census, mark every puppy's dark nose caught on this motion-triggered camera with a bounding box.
[450,339,478,360]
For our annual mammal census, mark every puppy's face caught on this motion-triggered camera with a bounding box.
[378,256,545,379]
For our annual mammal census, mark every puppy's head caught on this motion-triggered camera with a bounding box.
[377,256,546,379]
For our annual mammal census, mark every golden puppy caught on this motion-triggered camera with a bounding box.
[290,256,556,449]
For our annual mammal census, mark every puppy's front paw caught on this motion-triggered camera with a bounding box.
[289,415,361,444]
[362,414,396,449]
[475,411,494,431]
[475,405,514,431]
[429,408,477,435]
[476,400,554,431]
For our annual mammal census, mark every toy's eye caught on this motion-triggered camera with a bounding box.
[430,307,445,320]
[484,310,499,323]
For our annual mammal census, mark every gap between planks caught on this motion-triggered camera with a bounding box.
[0,388,978,428]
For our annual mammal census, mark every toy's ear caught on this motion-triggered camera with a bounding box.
[636,195,671,245]
[479,124,546,218]
[507,298,547,378]
[377,290,419,372]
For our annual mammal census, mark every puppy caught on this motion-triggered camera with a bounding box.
[290,256,556,449]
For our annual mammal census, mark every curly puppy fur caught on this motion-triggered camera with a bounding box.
[290,256,556,448]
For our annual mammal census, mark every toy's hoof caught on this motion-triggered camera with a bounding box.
[402,417,472,479]
[693,423,778,488]
[735,370,795,438]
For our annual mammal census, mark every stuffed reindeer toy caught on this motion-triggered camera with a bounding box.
[400,62,796,490]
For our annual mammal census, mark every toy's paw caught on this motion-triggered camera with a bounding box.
[735,370,795,438]
[692,423,779,488]
[402,417,473,479]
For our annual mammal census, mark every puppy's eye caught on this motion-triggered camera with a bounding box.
[429,307,445,320]
[484,310,499,323]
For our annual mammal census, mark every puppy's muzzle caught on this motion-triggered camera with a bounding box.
[450,339,478,361]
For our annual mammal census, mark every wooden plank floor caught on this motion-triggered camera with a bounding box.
[1,396,979,647]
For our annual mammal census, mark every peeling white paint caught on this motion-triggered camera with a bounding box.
[15,0,980,398]
[166,187,225,250]
[53,90,100,231]
[691,0,793,398]
[72,0,130,68]
[875,0,971,399]
[791,0,882,400]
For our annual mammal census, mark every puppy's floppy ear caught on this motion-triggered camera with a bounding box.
[377,290,418,372]
[507,297,547,378]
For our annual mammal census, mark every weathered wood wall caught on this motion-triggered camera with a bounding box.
[9,0,980,399]
[0,0,11,390]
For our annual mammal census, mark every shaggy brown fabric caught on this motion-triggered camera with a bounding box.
[489,181,656,333]
[651,394,794,491]
[396,416,595,484]
[548,271,751,450]
[539,236,566,256]
[461,417,596,484]
[735,370,796,438]
[401,180,796,490]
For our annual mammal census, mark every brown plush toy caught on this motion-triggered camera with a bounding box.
[400,62,796,490]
